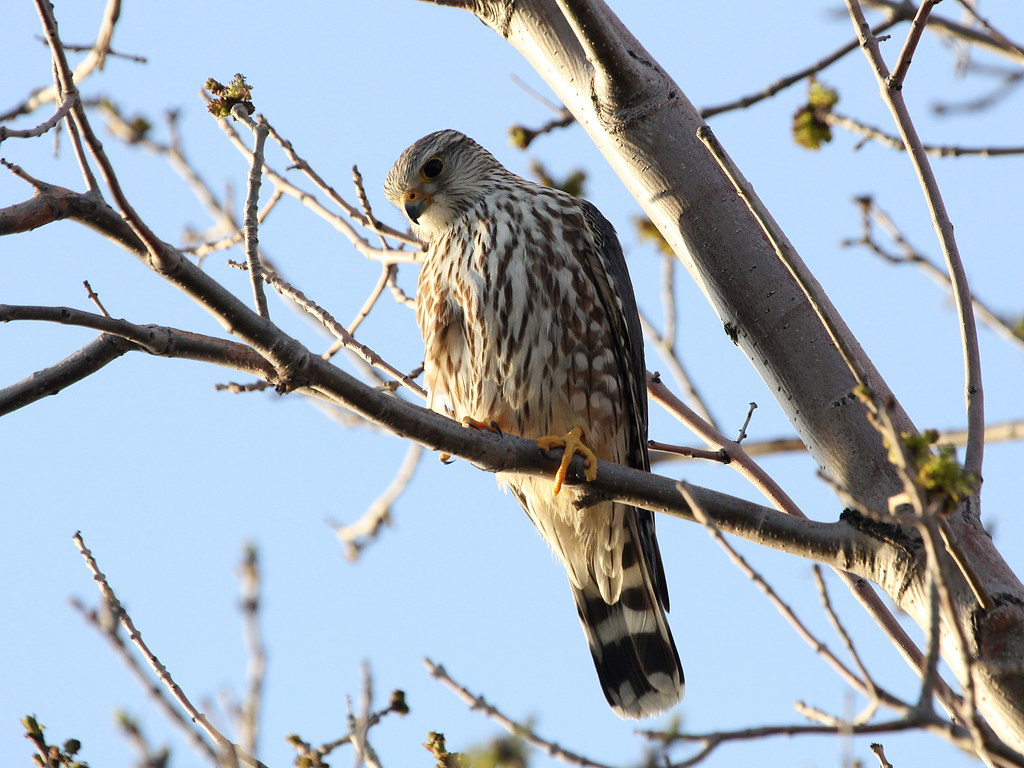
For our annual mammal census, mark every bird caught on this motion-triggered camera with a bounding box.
[384,129,683,719]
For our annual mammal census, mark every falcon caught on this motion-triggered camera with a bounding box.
[384,129,683,718]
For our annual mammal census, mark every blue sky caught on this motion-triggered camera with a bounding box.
[3,2,1024,767]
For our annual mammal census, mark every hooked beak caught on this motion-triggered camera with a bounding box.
[402,192,429,224]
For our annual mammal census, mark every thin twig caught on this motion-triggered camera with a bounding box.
[644,710,983,754]
[115,715,170,768]
[871,742,895,768]
[425,658,615,768]
[1,0,122,122]
[863,0,1024,63]
[700,12,904,118]
[918,552,943,713]
[845,0,985,478]
[952,0,1024,57]
[654,418,1024,461]
[230,104,270,318]
[352,164,389,249]
[101,105,248,260]
[889,0,940,90]
[843,196,1024,352]
[649,374,964,720]
[826,110,1024,156]
[70,596,220,761]
[72,532,269,768]
[259,270,426,399]
[330,443,424,562]
[509,108,576,148]
[648,374,805,519]
[736,402,756,443]
[648,440,728,463]
[238,544,266,758]
[812,565,884,724]
[213,106,420,263]
[82,280,111,317]
[680,483,905,711]
[637,250,718,428]
[0,97,75,141]
[937,517,994,611]
[343,264,396,340]
[347,663,384,768]
[917,512,995,767]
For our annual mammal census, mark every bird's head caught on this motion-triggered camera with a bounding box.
[384,129,502,236]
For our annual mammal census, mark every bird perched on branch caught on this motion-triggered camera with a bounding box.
[384,129,683,718]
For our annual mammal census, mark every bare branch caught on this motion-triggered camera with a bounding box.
[645,711,1022,768]
[701,12,904,118]
[72,532,269,768]
[346,664,383,768]
[100,105,244,251]
[230,104,271,318]
[1,0,123,122]
[826,110,1024,156]
[650,374,964,720]
[863,0,1024,63]
[843,196,1024,352]
[81,280,111,317]
[425,658,615,768]
[845,0,985,477]
[0,97,74,141]
[70,595,220,762]
[331,443,424,562]
[649,374,805,517]
[259,271,427,400]
[871,742,895,768]
[812,566,884,724]
[888,0,940,90]
[509,105,576,148]
[212,109,421,260]
[0,305,277,415]
[237,544,266,758]
[0,303,275,368]
[681,483,906,713]
[0,333,134,416]
[638,252,719,429]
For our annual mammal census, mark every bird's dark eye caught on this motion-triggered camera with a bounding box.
[421,158,444,180]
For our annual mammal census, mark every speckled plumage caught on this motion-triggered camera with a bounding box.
[385,130,683,718]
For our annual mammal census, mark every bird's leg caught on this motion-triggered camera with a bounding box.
[536,425,599,496]
[439,416,503,464]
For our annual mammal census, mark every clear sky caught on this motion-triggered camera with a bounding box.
[3,2,1023,768]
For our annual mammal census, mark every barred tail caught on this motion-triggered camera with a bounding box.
[572,554,684,719]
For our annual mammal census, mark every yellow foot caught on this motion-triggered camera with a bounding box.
[440,417,502,464]
[536,426,598,496]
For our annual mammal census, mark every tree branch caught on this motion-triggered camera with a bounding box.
[0,334,135,415]
[844,1,985,477]
[863,0,1024,63]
